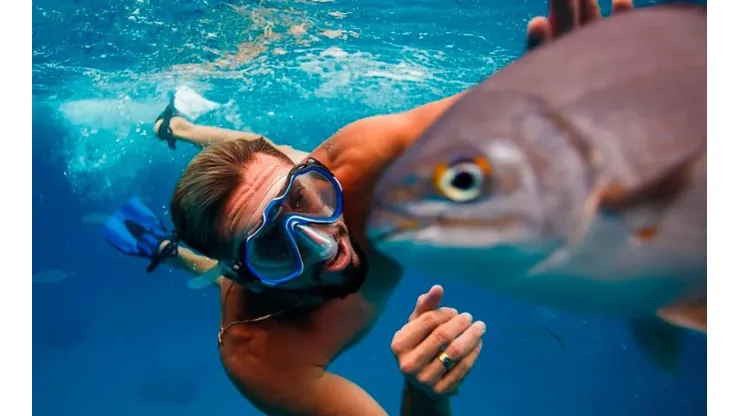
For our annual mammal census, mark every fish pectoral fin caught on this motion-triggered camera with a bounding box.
[628,316,684,377]
[587,151,704,241]
[527,247,571,276]
[595,150,704,216]
[657,301,707,334]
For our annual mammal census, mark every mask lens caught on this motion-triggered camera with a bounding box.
[281,170,337,219]
[245,220,303,282]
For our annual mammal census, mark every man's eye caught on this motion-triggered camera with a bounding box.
[290,188,306,206]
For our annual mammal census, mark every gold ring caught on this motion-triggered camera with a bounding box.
[437,351,456,371]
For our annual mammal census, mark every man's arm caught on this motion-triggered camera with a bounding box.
[236,367,387,416]
[395,286,486,416]
[227,362,446,416]
[221,307,457,416]
[392,91,467,147]
[402,380,451,416]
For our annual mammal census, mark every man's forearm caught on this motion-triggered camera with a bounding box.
[401,381,451,416]
[397,90,468,148]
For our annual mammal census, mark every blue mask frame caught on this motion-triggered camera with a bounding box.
[238,157,344,286]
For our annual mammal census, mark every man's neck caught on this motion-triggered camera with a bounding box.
[223,283,324,324]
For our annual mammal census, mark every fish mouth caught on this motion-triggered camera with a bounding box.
[367,203,537,245]
[366,204,424,243]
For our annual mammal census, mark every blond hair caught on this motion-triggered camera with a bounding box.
[171,137,292,259]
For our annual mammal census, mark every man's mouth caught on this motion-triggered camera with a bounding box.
[324,236,351,272]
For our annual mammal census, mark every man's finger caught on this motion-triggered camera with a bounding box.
[548,0,577,37]
[612,0,634,14]
[392,308,458,354]
[415,320,486,386]
[578,0,601,25]
[433,341,483,396]
[525,17,551,52]
[409,285,444,321]
[404,313,474,375]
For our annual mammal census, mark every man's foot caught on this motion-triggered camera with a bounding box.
[153,102,182,150]
[152,86,220,150]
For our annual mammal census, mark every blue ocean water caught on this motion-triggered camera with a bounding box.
[32,0,706,415]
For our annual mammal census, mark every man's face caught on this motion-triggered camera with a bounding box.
[223,153,362,289]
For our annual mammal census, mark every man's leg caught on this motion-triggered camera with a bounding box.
[158,239,224,288]
[153,116,308,162]
[153,116,262,148]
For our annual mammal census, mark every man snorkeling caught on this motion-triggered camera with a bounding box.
[103,1,634,414]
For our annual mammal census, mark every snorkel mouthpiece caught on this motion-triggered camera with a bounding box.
[295,224,338,263]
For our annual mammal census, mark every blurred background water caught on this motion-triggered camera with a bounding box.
[32,0,707,415]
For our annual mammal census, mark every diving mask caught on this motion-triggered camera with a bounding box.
[188,158,344,290]
[188,158,344,289]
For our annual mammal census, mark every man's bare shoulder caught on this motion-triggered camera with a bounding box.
[311,93,464,171]
[311,113,409,168]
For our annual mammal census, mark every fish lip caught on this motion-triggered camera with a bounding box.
[366,203,423,244]
[367,223,415,244]
[368,203,543,244]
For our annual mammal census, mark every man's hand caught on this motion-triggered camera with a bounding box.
[392,285,486,398]
[525,0,635,51]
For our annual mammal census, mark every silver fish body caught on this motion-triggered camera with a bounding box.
[367,5,706,322]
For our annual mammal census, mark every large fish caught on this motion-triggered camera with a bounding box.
[366,4,706,373]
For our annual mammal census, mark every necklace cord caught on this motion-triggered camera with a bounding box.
[217,280,305,346]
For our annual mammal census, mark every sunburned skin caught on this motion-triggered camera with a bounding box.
[225,154,293,253]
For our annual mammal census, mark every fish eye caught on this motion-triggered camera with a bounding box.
[432,157,491,202]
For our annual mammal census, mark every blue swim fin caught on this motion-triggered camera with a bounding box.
[100,197,179,272]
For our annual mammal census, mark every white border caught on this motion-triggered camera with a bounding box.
[3,0,31,414]
[707,1,734,415]
[16,1,719,415]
